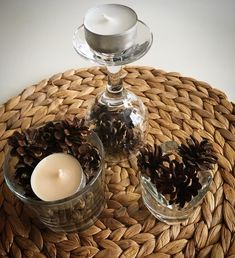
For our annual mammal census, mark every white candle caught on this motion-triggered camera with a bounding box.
[84,4,137,53]
[30,153,86,202]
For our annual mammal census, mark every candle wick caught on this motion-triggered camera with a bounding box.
[58,169,64,178]
[101,14,112,22]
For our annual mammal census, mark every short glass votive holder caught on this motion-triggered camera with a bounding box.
[140,173,212,224]
[4,131,106,233]
[139,141,217,225]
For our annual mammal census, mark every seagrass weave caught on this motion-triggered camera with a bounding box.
[0,66,235,258]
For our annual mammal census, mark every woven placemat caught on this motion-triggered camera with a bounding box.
[0,66,235,258]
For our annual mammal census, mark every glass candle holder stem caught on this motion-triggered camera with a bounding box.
[101,65,127,107]
[107,65,123,94]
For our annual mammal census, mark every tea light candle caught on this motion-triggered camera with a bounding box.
[84,4,137,53]
[30,153,86,202]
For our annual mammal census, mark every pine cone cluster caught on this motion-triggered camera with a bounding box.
[89,103,141,155]
[8,118,101,198]
[138,137,217,208]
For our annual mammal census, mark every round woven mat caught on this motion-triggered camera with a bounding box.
[0,66,235,258]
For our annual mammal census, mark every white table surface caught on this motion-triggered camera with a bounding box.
[0,0,235,104]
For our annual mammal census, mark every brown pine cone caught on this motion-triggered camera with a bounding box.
[178,137,217,170]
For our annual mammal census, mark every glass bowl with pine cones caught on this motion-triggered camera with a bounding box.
[138,137,218,224]
[4,118,106,232]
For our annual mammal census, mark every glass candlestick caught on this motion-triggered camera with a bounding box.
[73,5,153,161]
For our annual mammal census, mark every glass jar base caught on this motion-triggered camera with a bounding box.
[142,195,190,225]
[140,173,212,225]
[42,199,106,233]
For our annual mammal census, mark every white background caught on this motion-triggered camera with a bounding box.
[0,0,235,104]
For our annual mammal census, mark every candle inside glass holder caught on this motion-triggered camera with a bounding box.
[4,119,106,232]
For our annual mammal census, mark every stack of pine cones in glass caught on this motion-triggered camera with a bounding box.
[137,137,217,208]
[89,102,143,156]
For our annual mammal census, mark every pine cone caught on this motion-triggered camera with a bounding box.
[138,144,170,182]
[178,137,217,170]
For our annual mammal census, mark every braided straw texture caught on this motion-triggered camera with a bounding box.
[0,66,235,258]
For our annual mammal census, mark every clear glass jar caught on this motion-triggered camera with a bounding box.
[4,131,106,232]
[139,141,216,224]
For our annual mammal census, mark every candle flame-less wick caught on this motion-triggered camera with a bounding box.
[58,169,65,178]
[102,14,109,20]
[100,14,113,23]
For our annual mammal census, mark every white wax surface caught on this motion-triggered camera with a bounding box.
[84,4,137,35]
[31,153,85,202]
